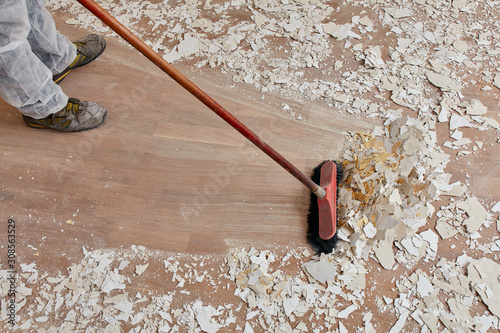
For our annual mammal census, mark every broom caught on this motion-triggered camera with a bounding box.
[76,0,343,254]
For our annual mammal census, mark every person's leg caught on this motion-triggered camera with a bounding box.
[25,0,77,74]
[0,0,68,119]
[25,0,106,84]
[1,0,107,131]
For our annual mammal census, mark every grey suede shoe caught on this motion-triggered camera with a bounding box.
[23,98,107,132]
[54,34,106,84]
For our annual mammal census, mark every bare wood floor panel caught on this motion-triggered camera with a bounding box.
[0,25,373,264]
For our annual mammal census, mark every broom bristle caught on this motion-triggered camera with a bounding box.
[306,160,343,254]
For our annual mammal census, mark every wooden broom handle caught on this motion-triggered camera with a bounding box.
[76,0,325,198]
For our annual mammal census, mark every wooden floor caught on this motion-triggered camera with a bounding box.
[0,23,374,269]
[2,9,500,333]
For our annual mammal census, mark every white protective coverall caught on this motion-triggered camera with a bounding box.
[0,0,76,119]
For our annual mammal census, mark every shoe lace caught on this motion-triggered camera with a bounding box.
[64,100,82,115]
[74,42,89,62]
[43,100,81,127]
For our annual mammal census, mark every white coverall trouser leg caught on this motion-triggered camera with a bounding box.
[0,0,76,119]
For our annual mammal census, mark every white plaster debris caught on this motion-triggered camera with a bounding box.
[491,201,500,213]
[134,263,149,276]
[467,258,500,317]
[466,99,488,116]
[388,310,409,333]
[456,196,488,233]
[11,0,498,331]
[45,0,500,129]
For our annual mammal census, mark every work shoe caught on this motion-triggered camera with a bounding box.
[53,34,106,84]
[23,98,107,132]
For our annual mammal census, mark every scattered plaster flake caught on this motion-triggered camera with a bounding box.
[373,240,395,270]
[246,310,259,320]
[456,255,473,270]
[192,18,213,32]
[385,8,413,19]
[450,130,462,140]
[484,117,500,129]
[436,47,467,63]
[334,60,343,71]
[243,322,254,333]
[96,255,113,273]
[295,322,308,331]
[338,322,348,333]
[302,259,337,284]
[334,94,350,103]
[453,40,468,53]
[364,46,385,68]
[427,71,460,91]
[193,301,222,333]
[491,202,500,213]
[416,275,434,298]
[329,23,361,40]
[159,323,171,333]
[450,114,472,130]
[101,276,126,294]
[456,197,487,233]
[283,297,300,317]
[118,260,130,271]
[17,285,32,296]
[65,18,80,25]
[438,106,449,123]
[466,99,488,116]
[359,16,373,27]
[420,230,438,258]
[453,138,472,147]
[467,258,500,317]
[19,319,31,330]
[494,73,500,89]
[364,222,377,238]
[337,303,358,319]
[135,263,149,276]
[435,221,458,239]
[177,35,199,57]
[389,188,403,206]
[372,126,384,136]
[144,9,161,18]
[389,310,409,333]
[400,237,419,257]
[35,316,48,323]
[164,49,182,63]
[442,181,467,197]
[114,300,134,320]
[104,294,127,304]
